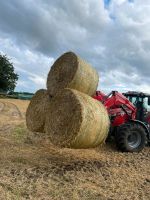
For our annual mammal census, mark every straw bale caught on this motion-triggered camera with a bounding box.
[26,89,51,132]
[45,88,110,148]
[47,52,99,96]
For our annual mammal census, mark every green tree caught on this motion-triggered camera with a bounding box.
[0,53,19,92]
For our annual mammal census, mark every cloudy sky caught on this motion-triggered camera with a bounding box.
[0,0,150,93]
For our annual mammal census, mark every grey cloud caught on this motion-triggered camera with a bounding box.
[0,0,61,55]
[0,0,110,56]
[0,0,150,93]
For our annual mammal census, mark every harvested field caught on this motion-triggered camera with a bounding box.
[0,98,149,200]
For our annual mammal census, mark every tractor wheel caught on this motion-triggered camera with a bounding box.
[115,123,147,152]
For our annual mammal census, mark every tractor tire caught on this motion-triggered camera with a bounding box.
[115,123,147,152]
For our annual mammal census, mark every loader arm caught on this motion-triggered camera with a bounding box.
[103,91,136,119]
[94,91,137,126]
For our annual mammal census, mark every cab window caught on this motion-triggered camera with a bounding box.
[143,97,150,111]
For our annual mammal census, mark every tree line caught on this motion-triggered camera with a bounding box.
[0,53,18,92]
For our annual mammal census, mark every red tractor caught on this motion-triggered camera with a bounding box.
[94,91,150,152]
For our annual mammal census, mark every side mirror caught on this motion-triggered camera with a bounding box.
[148,97,150,105]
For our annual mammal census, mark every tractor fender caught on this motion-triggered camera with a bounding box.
[129,119,150,140]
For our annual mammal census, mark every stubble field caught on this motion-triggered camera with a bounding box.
[0,98,149,200]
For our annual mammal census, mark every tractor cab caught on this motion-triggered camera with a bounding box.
[123,91,150,123]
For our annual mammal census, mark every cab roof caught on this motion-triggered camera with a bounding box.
[123,91,150,98]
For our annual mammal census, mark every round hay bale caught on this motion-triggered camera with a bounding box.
[47,52,99,96]
[26,89,51,132]
[45,88,110,148]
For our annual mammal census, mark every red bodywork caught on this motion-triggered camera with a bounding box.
[95,91,106,101]
[93,91,137,127]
